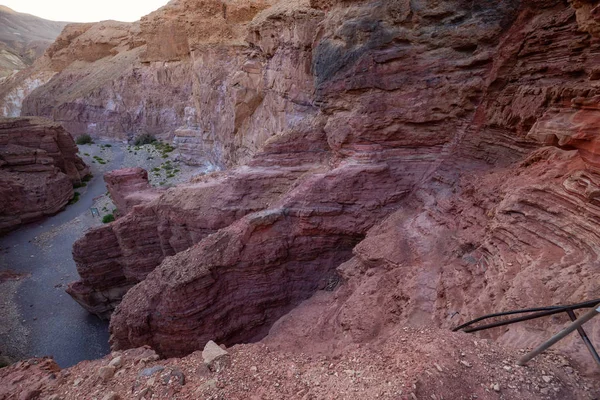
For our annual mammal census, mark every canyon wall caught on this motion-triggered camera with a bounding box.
[0,117,89,233]
[104,167,160,217]
[0,0,319,169]
[2,0,595,373]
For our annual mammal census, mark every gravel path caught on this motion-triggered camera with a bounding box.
[0,140,211,368]
[0,142,125,367]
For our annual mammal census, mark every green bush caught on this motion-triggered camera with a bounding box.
[0,356,11,368]
[76,134,94,145]
[134,134,157,146]
[82,174,93,182]
[68,191,81,205]
[102,214,115,224]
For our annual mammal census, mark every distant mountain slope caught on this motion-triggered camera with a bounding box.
[0,5,67,78]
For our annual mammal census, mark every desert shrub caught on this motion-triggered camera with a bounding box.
[68,191,81,205]
[102,214,115,223]
[0,356,11,368]
[134,134,157,146]
[76,134,94,145]
[82,174,93,182]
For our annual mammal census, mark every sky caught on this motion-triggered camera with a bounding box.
[2,0,170,22]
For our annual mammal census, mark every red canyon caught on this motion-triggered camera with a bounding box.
[2,0,600,399]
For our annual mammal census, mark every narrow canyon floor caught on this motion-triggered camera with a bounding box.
[0,140,211,367]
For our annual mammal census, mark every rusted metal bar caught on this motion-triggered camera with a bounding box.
[517,304,600,366]
[566,309,600,368]
[453,298,600,332]
[462,308,565,333]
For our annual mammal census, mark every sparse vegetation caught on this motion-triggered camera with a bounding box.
[0,355,11,368]
[93,156,107,165]
[73,182,87,189]
[68,191,81,205]
[76,134,94,145]
[152,141,176,158]
[102,214,115,224]
[134,134,157,146]
[83,174,93,182]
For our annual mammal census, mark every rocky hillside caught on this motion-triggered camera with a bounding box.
[0,117,89,233]
[55,0,600,369]
[3,0,600,398]
[2,328,598,400]
[0,6,67,79]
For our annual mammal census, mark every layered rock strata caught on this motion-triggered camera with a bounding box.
[44,0,600,372]
[0,0,319,169]
[104,167,160,216]
[0,117,89,233]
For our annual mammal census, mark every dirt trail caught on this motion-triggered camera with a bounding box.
[0,142,125,367]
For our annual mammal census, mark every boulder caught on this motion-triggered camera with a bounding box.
[0,117,89,234]
[202,341,230,372]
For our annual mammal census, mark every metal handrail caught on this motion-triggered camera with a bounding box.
[453,298,600,368]
[452,298,600,332]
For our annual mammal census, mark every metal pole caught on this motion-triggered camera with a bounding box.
[518,304,600,366]
[463,308,569,333]
[565,309,600,368]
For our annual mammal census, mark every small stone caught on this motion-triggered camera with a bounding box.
[109,356,123,369]
[47,396,61,400]
[542,375,552,383]
[138,366,164,377]
[102,392,120,400]
[97,365,116,382]
[459,360,472,368]
[73,378,83,387]
[202,340,231,372]
[434,363,443,372]
[163,368,185,386]
[137,387,152,400]
[503,366,512,372]
[250,366,258,372]
[492,383,500,392]
[21,389,41,400]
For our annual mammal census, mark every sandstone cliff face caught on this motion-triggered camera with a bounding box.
[0,117,89,233]
[17,0,596,373]
[104,167,160,217]
[1,0,317,170]
[57,0,599,366]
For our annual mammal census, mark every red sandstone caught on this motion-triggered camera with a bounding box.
[0,117,89,233]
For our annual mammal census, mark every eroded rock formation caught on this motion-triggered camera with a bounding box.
[48,0,600,375]
[0,0,593,385]
[0,117,89,233]
[104,167,160,216]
